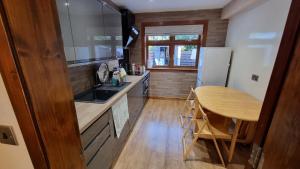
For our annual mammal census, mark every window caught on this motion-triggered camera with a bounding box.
[175,34,199,41]
[148,35,170,41]
[145,34,201,69]
[143,21,207,71]
[174,45,197,66]
[148,46,170,67]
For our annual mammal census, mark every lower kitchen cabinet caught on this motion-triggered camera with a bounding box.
[127,77,145,130]
[87,136,113,169]
[81,108,131,169]
[81,108,115,169]
[111,120,130,159]
[81,75,149,168]
[127,74,149,130]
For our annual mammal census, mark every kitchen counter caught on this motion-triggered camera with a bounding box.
[75,71,149,133]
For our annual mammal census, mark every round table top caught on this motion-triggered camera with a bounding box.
[195,86,262,122]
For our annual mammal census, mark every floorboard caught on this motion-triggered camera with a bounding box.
[113,99,249,169]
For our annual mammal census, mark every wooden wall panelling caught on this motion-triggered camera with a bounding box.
[141,20,207,70]
[149,71,197,99]
[130,9,229,64]
[68,63,100,95]
[1,0,86,168]
[130,9,228,98]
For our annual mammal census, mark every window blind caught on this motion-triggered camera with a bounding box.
[145,25,204,35]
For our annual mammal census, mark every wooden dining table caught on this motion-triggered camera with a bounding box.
[194,86,262,162]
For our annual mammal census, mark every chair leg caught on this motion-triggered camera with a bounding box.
[178,103,188,128]
[182,122,206,161]
[179,107,194,128]
[178,114,184,128]
[183,109,194,128]
[183,132,200,160]
[211,136,226,167]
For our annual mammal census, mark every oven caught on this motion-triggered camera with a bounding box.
[142,73,150,102]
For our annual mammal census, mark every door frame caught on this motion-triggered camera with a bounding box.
[245,0,300,168]
[0,3,48,168]
[0,0,85,168]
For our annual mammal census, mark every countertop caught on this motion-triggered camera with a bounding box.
[75,71,149,133]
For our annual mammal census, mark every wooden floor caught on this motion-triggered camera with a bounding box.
[113,99,249,169]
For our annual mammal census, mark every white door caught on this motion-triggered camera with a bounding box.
[200,47,232,86]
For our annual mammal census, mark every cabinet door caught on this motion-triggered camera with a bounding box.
[137,80,144,115]
[68,0,105,61]
[128,84,140,129]
[87,137,113,169]
[55,0,76,62]
[102,4,123,59]
[128,81,144,129]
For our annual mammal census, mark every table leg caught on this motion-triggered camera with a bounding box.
[228,119,242,162]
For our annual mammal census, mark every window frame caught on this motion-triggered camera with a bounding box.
[141,20,208,72]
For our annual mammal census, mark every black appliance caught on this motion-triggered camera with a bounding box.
[124,26,139,48]
[121,9,139,48]
[119,9,139,72]
[142,73,150,103]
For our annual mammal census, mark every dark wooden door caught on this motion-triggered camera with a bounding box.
[261,4,300,169]
[0,0,86,168]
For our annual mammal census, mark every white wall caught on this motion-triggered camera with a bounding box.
[0,74,34,169]
[226,0,292,100]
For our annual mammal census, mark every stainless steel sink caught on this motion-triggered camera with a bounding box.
[75,82,131,103]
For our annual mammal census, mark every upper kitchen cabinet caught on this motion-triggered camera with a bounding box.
[55,0,123,64]
[56,0,76,62]
[68,0,105,62]
[102,3,123,59]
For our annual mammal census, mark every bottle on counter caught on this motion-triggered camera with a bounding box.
[136,64,140,75]
[119,68,127,83]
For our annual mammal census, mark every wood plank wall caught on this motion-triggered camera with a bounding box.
[129,9,229,98]
[68,64,100,95]
[149,72,197,99]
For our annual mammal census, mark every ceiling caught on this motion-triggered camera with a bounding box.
[111,0,232,13]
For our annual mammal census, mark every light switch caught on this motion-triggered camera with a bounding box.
[251,74,259,82]
[0,125,18,145]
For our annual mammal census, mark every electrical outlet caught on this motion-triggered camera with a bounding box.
[251,74,259,82]
[0,125,18,145]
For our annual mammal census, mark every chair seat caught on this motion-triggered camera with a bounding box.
[195,119,232,140]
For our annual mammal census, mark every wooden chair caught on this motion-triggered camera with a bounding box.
[182,100,233,167]
[178,87,196,128]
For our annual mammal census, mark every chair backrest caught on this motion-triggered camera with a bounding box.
[198,103,209,122]
[186,86,195,101]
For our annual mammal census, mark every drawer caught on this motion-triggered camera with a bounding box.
[84,125,110,164]
[81,111,109,148]
[87,136,113,169]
